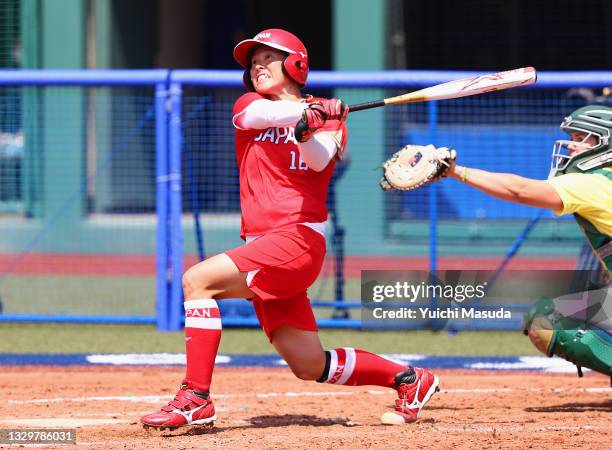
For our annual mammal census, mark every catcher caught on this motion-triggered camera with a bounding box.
[380,105,611,382]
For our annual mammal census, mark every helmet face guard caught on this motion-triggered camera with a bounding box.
[550,105,612,177]
[233,29,309,92]
[549,132,598,178]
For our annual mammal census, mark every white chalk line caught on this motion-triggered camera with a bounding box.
[6,386,611,405]
[5,391,359,405]
[68,407,231,416]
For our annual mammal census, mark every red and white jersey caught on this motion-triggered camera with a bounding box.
[233,92,348,239]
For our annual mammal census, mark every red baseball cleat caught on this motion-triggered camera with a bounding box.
[381,367,440,424]
[141,384,216,430]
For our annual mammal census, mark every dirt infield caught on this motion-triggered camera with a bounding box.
[0,366,610,449]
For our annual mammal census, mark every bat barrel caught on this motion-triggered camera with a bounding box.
[346,67,537,113]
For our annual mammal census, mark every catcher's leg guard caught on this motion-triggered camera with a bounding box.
[524,298,612,381]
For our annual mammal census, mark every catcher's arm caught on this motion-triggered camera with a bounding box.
[380,144,456,191]
[447,164,563,210]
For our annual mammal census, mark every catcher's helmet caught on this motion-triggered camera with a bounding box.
[550,105,612,176]
[233,28,309,91]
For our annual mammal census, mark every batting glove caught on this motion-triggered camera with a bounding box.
[295,98,348,143]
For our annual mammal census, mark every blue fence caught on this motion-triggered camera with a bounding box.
[0,69,610,331]
[0,70,170,328]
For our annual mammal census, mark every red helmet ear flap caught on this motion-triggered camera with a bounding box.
[282,53,308,86]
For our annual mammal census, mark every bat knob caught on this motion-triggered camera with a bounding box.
[294,118,311,142]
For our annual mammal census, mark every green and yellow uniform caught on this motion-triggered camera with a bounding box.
[525,105,612,381]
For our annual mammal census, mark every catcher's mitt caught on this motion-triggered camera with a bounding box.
[380,144,456,191]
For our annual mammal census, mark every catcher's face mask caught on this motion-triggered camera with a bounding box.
[549,132,598,178]
[549,105,612,177]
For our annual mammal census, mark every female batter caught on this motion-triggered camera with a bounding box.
[141,28,439,429]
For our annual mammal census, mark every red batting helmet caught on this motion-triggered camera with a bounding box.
[233,28,309,91]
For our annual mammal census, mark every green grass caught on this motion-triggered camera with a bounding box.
[0,323,540,355]
[1,275,156,316]
[0,273,548,357]
[0,275,353,316]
